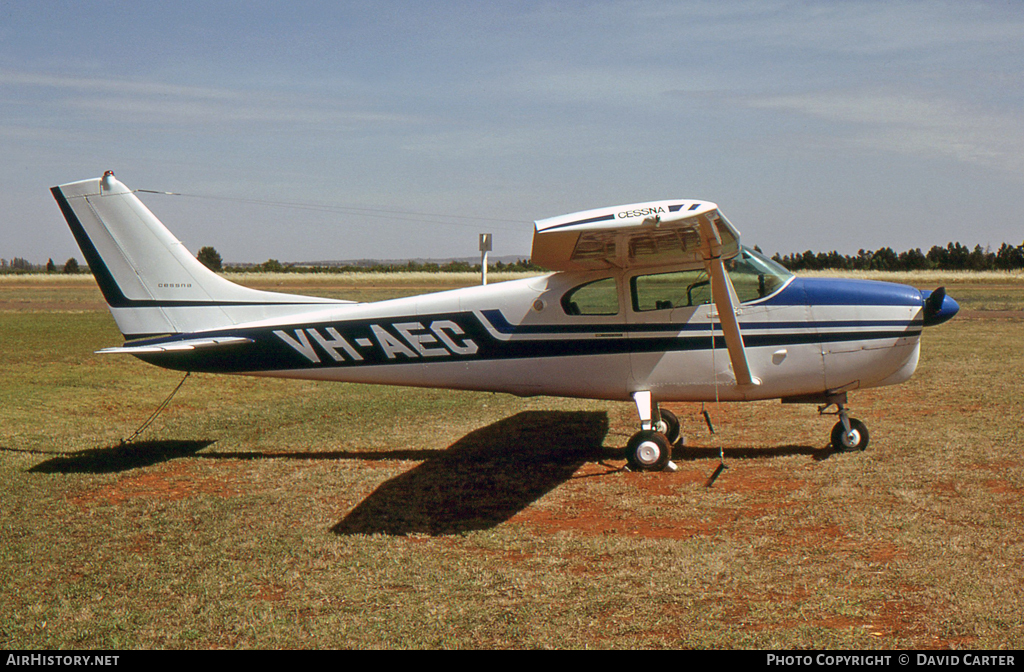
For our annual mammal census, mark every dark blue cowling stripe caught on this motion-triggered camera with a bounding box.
[761,277,923,307]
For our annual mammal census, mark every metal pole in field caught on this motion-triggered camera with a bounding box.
[479,233,492,285]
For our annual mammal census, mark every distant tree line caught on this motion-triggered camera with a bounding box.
[770,242,1024,272]
[2,249,544,275]
[219,257,545,274]
[9,241,1023,275]
[0,257,84,274]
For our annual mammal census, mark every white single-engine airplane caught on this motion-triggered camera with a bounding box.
[53,172,958,470]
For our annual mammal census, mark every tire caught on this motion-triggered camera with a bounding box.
[831,418,869,452]
[626,430,672,471]
[654,408,681,445]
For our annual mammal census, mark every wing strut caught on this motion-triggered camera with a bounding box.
[699,216,760,388]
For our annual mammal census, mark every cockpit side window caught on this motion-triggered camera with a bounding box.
[631,269,711,312]
[562,277,619,315]
[631,247,792,310]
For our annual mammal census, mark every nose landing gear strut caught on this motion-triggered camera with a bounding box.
[820,396,869,452]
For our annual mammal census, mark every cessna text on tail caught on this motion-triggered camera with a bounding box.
[52,171,958,470]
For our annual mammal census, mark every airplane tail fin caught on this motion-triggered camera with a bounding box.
[52,172,345,339]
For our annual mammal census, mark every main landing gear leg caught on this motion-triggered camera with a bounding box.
[821,396,870,452]
[626,392,679,472]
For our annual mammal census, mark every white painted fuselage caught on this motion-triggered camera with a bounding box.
[52,173,955,412]
[132,267,925,406]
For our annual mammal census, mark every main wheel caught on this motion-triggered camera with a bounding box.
[626,430,672,471]
[831,418,869,452]
[654,409,681,445]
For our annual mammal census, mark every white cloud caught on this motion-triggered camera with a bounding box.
[0,69,238,100]
[0,68,418,129]
[744,89,1024,178]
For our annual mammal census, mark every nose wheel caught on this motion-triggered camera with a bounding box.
[822,397,869,452]
[831,417,869,451]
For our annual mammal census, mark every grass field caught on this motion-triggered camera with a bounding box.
[1,272,1022,649]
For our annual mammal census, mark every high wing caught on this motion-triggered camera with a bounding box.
[530,199,740,272]
[531,200,757,387]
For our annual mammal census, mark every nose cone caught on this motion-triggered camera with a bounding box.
[922,287,959,326]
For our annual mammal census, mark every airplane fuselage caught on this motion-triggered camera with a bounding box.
[130,268,929,404]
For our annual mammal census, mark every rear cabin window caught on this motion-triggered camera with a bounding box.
[562,278,619,315]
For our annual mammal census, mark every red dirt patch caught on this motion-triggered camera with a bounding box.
[572,461,710,495]
[971,460,1019,473]
[983,478,1021,496]
[758,520,908,565]
[706,466,806,495]
[70,461,240,508]
[575,460,806,496]
[929,480,963,498]
[511,498,726,540]
[253,581,288,602]
[865,540,903,563]
[515,461,807,539]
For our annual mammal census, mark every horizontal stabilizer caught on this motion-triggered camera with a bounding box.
[97,336,253,354]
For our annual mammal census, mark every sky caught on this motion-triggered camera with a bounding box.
[2,1,1023,265]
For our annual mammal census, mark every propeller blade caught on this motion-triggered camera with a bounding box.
[924,286,946,320]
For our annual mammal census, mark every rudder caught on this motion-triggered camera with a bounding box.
[53,172,345,339]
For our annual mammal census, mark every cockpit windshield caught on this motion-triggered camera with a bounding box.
[726,246,793,303]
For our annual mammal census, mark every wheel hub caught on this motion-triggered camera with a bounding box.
[636,440,661,465]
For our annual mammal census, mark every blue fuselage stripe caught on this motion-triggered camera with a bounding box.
[479,309,919,335]
[131,306,921,375]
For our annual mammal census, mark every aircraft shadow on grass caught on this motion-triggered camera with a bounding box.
[14,438,448,475]
[329,414,825,536]
[23,440,216,475]
[13,412,824,534]
[332,410,610,537]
